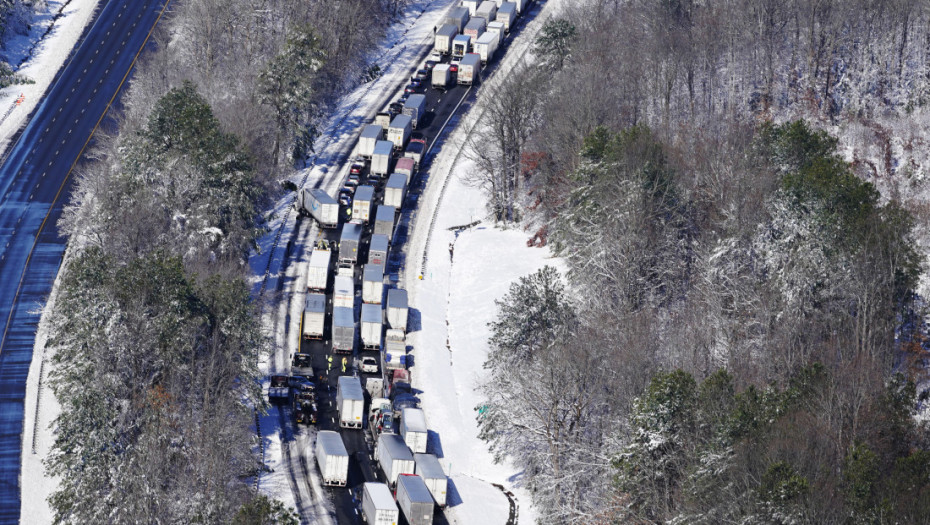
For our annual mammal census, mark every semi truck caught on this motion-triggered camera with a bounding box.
[403,94,427,129]
[432,63,452,89]
[361,302,383,350]
[486,21,505,44]
[371,140,394,177]
[295,188,339,228]
[434,24,458,55]
[476,0,498,22]
[462,0,479,15]
[361,482,399,525]
[474,31,499,64]
[463,17,486,40]
[405,139,425,169]
[386,288,408,331]
[337,376,365,428]
[331,306,355,354]
[401,407,428,454]
[358,124,383,158]
[414,453,448,507]
[384,173,407,209]
[396,474,435,525]
[306,247,331,292]
[316,431,349,486]
[375,111,392,130]
[339,221,364,265]
[352,185,376,222]
[334,274,354,309]
[363,263,385,304]
[377,433,416,488]
[384,329,406,370]
[374,205,396,240]
[395,157,416,182]
[368,234,389,266]
[388,114,413,150]
[496,1,517,31]
[458,53,482,85]
[451,34,471,58]
[302,293,326,339]
[445,7,469,31]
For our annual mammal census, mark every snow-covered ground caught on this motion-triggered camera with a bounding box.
[0,0,101,150]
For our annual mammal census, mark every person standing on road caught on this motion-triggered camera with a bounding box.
[341,357,348,373]
[327,355,333,372]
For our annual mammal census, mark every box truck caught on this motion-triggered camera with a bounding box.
[384,173,407,209]
[369,234,389,266]
[486,21,505,44]
[388,114,412,150]
[474,31,499,63]
[334,274,354,309]
[462,0,479,15]
[371,140,394,177]
[295,188,339,228]
[403,94,427,129]
[432,63,452,89]
[331,306,355,354]
[337,376,365,428]
[396,474,435,525]
[386,288,408,331]
[458,53,482,85]
[306,248,331,292]
[451,34,471,58]
[358,124,383,158]
[476,0,497,22]
[463,17,486,40]
[395,157,416,182]
[315,431,349,486]
[374,205,396,240]
[352,185,376,222]
[363,263,385,304]
[361,302,383,350]
[362,482,399,525]
[414,453,448,507]
[497,2,517,31]
[434,24,458,55]
[401,408,428,454]
[377,434,415,488]
[339,221,364,264]
[302,293,326,339]
[445,7,469,31]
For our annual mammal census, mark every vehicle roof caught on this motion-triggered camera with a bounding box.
[397,474,433,502]
[379,433,414,460]
[414,453,446,479]
[388,288,408,309]
[364,263,385,281]
[361,124,382,139]
[369,233,389,252]
[364,482,396,509]
[305,293,326,313]
[376,205,396,222]
[317,431,349,456]
[374,140,394,155]
[361,302,382,323]
[332,306,354,327]
[338,376,364,399]
[390,114,412,128]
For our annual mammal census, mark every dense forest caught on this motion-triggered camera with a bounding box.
[476,0,930,523]
[43,0,409,522]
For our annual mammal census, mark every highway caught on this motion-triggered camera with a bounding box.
[0,1,170,522]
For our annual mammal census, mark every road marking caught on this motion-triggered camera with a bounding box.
[0,0,176,357]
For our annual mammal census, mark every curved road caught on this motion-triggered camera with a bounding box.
[0,1,170,522]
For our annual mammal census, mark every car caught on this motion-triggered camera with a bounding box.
[404,84,420,94]
[409,77,423,87]
[389,101,404,114]
[350,164,364,175]
[414,69,429,80]
[360,356,379,374]
[428,50,442,61]
[423,60,438,72]
[338,190,353,206]
[346,174,360,187]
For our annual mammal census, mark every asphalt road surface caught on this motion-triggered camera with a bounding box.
[0,1,169,522]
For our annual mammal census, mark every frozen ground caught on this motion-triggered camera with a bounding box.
[0,0,101,151]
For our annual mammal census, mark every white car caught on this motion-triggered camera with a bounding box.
[360,356,379,374]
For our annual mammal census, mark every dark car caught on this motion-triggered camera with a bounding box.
[350,164,364,175]
[339,189,353,206]
[389,101,404,114]
[414,69,429,80]
[409,77,423,87]
[423,60,438,72]
[346,174,360,187]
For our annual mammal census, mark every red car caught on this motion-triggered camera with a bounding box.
[350,164,364,175]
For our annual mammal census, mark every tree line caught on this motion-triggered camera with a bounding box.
[474,0,930,522]
[44,0,413,522]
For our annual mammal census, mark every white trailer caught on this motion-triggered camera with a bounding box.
[384,329,406,370]
[386,288,408,332]
[352,185,376,223]
[486,21,505,44]
[362,482,399,525]
[387,114,412,150]
[377,433,416,488]
[458,53,482,85]
[462,0,479,15]
[444,7,469,31]
[296,188,339,228]
[394,157,416,183]
[396,474,435,525]
[331,306,355,354]
[432,63,452,89]
[306,248,331,292]
[334,274,354,309]
[363,263,385,304]
[474,31,499,64]
[463,17,486,40]
[302,293,326,339]
[358,124,383,158]
[371,140,394,177]
[374,205,396,240]
[384,172,407,209]
[451,34,471,58]
[476,0,497,22]
[400,408,428,454]
[337,376,365,428]
[414,453,448,507]
[513,0,526,13]
[361,302,383,350]
[375,111,392,130]
[339,221,364,265]
[434,24,458,55]
[368,234,389,266]
[403,94,427,129]
[496,2,516,31]
[404,140,425,169]
[316,431,349,486]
